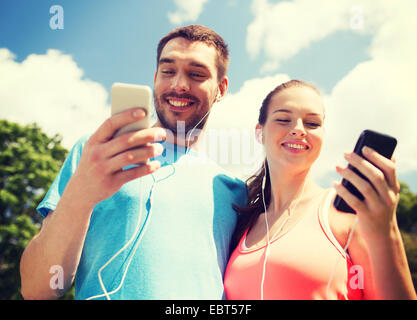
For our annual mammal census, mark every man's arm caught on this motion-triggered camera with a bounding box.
[20,194,94,299]
[20,108,166,299]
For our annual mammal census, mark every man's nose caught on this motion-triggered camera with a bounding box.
[171,72,190,93]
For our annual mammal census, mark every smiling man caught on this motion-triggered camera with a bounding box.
[20,25,247,300]
[154,26,228,139]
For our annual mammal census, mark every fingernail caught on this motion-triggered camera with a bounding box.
[146,160,161,173]
[155,129,166,141]
[150,160,161,171]
[132,109,144,118]
[362,146,370,154]
[153,143,164,155]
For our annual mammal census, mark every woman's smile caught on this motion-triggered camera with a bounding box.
[281,140,310,153]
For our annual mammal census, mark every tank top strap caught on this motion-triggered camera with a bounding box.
[317,188,348,259]
[241,228,249,250]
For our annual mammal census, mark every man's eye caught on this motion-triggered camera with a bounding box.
[190,72,206,79]
[161,70,175,75]
[276,119,290,123]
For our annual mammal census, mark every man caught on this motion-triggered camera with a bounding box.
[20,25,247,300]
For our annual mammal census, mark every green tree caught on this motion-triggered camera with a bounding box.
[398,182,417,290]
[0,119,72,299]
[397,182,417,232]
[402,231,417,290]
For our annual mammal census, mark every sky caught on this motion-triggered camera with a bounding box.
[1,0,417,192]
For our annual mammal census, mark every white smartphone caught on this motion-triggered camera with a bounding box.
[111,82,152,138]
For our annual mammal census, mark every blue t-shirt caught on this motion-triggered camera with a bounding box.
[37,136,247,300]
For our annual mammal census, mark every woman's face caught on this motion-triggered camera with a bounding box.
[258,86,325,173]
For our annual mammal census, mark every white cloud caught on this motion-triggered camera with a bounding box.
[0,48,109,149]
[207,0,417,187]
[246,0,390,73]
[316,56,417,182]
[168,0,209,25]
[205,74,291,177]
[318,1,417,182]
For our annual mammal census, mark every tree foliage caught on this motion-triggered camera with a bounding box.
[0,119,71,299]
[397,182,417,232]
[397,183,417,290]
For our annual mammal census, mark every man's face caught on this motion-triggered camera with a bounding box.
[154,37,225,135]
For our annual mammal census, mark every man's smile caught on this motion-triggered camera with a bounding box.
[162,93,199,112]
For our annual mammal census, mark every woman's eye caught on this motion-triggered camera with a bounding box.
[276,119,290,123]
[306,122,321,128]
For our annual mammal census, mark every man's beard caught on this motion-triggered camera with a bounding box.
[153,90,211,135]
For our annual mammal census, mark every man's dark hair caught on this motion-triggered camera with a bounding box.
[157,25,230,82]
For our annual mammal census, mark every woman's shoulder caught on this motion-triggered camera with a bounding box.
[326,189,358,249]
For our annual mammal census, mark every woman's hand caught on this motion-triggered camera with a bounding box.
[334,147,417,299]
[333,146,401,241]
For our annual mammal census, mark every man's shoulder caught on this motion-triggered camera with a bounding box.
[192,157,246,186]
[213,171,246,190]
[73,134,90,151]
[211,168,247,202]
[65,134,91,160]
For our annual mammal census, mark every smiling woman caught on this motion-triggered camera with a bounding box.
[224,79,417,300]
[229,80,326,253]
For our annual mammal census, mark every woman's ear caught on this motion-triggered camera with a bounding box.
[255,124,263,144]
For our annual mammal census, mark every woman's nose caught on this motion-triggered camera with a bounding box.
[290,120,307,137]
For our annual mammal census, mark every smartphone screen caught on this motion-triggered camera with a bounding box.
[333,130,397,213]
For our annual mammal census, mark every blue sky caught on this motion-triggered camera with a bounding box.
[0,0,372,93]
[1,0,417,191]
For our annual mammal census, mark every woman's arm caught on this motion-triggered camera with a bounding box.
[333,146,416,300]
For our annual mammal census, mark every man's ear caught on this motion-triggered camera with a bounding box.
[255,123,263,144]
[216,76,228,102]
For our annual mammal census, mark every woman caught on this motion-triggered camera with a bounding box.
[224,80,416,300]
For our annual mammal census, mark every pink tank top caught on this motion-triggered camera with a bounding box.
[224,189,364,300]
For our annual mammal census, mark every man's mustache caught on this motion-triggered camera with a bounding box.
[161,92,200,104]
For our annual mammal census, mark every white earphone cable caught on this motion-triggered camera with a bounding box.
[260,170,269,300]
[326,211,359,299]
[87,91,220,300]
[260,160,307,300]
[86,177,156,300]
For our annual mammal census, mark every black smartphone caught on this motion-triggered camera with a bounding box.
[333,129,397,213]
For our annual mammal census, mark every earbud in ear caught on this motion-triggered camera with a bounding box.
[216,90,221,101]
[255,129,264,144]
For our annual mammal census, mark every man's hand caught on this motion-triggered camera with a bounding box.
[72,107,166,207]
